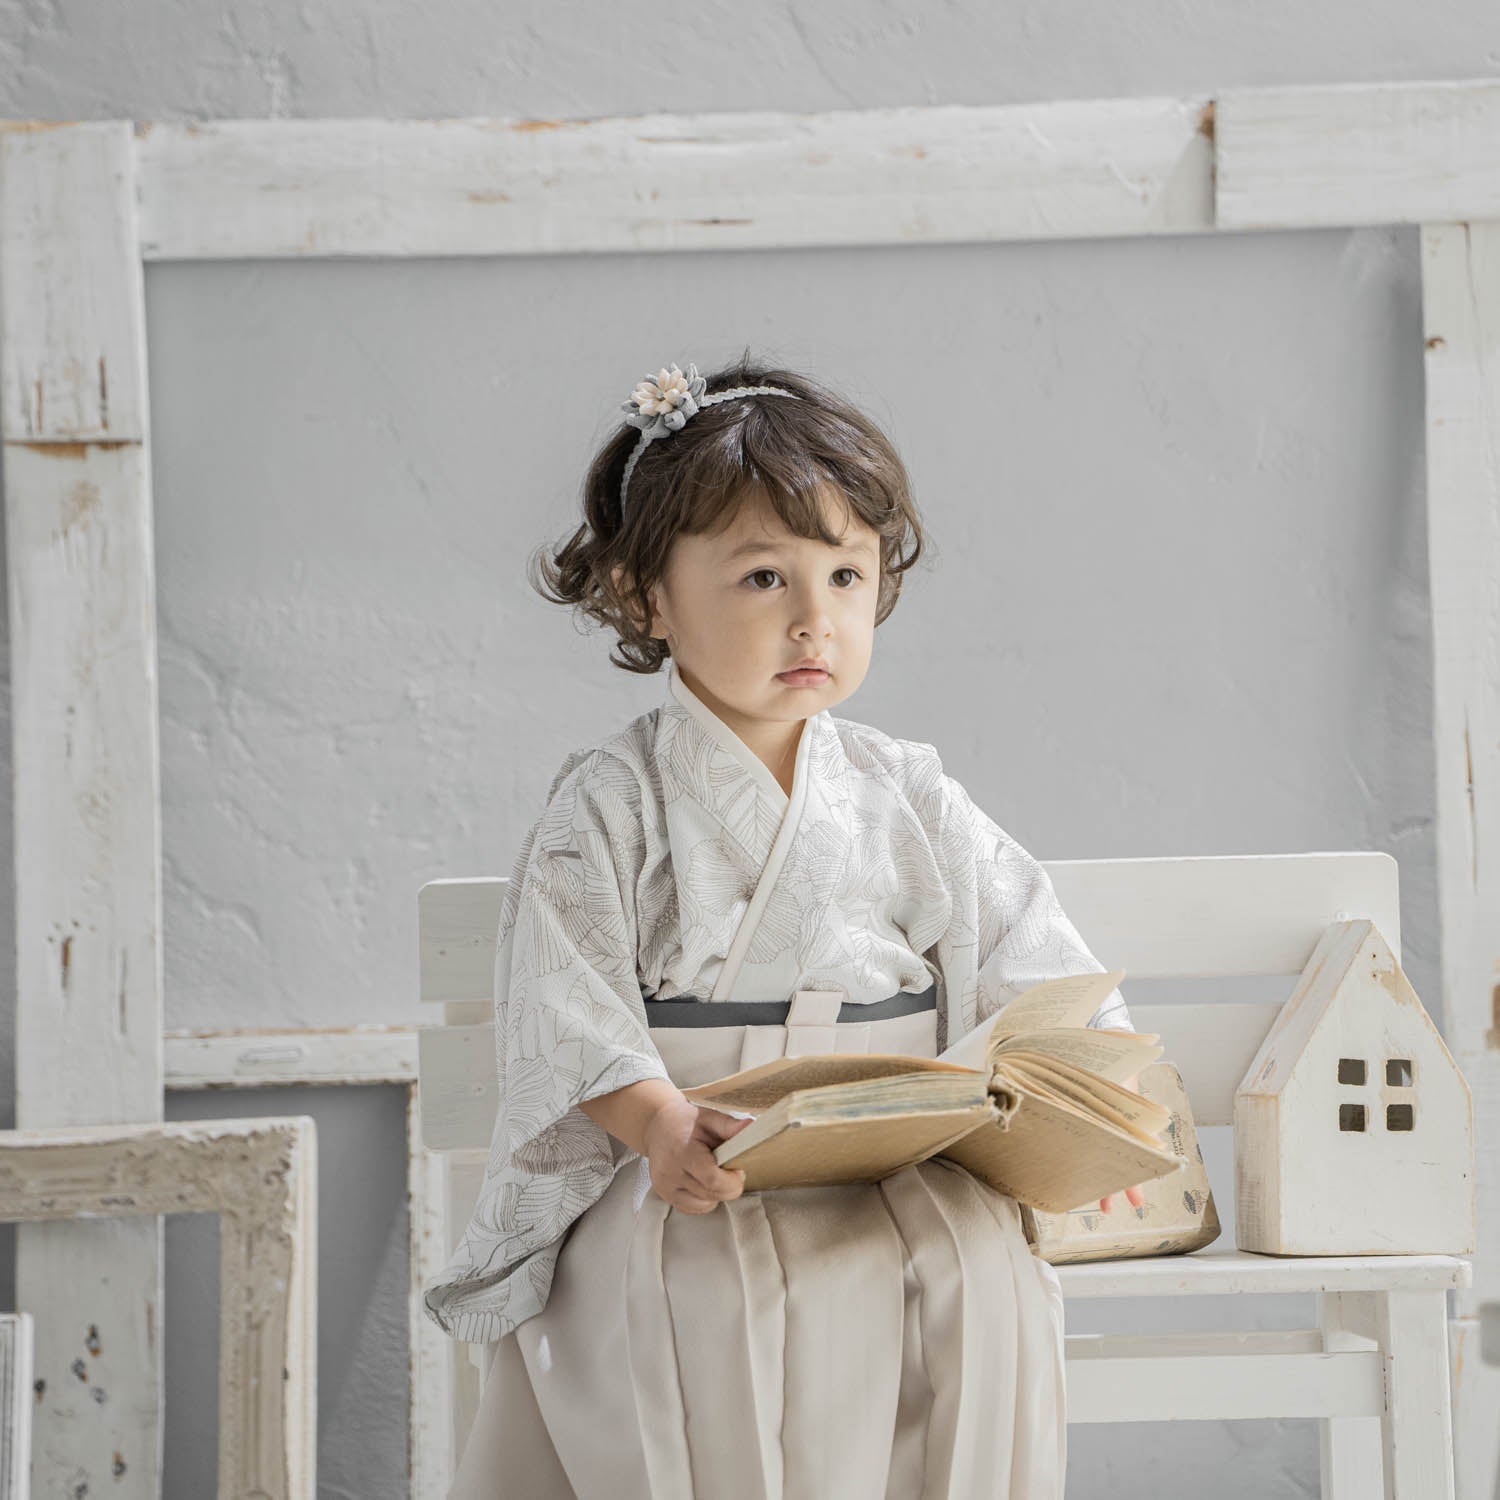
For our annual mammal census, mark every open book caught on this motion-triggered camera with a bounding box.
[680,971,1185,1215]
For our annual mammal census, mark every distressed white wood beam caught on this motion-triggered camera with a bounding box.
[1419,221,1500,1344]
[164,1022,417,1087]
[132,99,1217,261]
[0,119,166,1497]
[1217,79,1500,229]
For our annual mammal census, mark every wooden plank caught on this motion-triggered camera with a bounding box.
[0,1118,317,1500]
[1046,851,1401,975]
[1420,220,1500,1337]
[1217,78,1500,229]
[419,878,506,1005]
[1054,1247,1471,1299]
[1449,1314,1500,1500]
[0,1314,34,1499]
[1064,1344,1382,1423]
[416,1022,495,1150]
[407,1088,455,1499]
[1377,1291,1457,1499]
[164,1023,418,1087]
[1068,1327,1333,1359]
[0,121,149,441]
[0,120,166,1497]
[443,1155,491,1437]
[133,100,1216,262]
[1321,1292,1385,1498]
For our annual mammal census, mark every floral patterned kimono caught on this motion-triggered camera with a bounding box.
[426,660,1133,1499]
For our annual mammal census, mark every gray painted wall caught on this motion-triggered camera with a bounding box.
[4,3,1492,1494]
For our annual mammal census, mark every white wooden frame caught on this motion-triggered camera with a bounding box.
[0,1313,34,1498]
[157,1028,461,1497]
[4,77,1496,1496]
[0,1117,316,1497]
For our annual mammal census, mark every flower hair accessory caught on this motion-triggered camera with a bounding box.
[617,361,802,514]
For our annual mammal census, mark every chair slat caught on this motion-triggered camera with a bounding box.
[1054,1247,1471,1298]
[1045,851,1400,975]
[418,879,506,1004]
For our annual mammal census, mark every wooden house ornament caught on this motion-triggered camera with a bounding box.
[1234,918,1475,1256]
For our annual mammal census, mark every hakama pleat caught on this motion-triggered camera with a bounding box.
[449,1011,1067,1500]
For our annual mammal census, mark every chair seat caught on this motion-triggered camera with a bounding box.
[1054,1247,1473,1299]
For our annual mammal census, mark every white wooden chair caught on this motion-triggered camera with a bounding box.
[416,851,1472,1498]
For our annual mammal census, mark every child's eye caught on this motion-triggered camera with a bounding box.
[743,567,864,590]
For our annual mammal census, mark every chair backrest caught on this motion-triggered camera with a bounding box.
[415,851,1401,1148]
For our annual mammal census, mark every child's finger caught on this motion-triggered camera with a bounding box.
[684,1150,746,1199]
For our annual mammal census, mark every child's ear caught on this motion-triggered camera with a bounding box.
[641,582,664,640]
[610,564,663,639]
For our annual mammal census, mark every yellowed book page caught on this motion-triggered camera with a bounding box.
[936,970,1126,1072]
[682,1051,978,1113]
[733,1074,988,1128]
[984,970,1126,1042]
[940,1090,1183,1213]
[995,1056,1171,1143]
[713,1102,1001,1190]
[993,1026,1162,1083]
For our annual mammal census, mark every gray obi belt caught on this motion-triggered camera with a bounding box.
[643,981,938,1028]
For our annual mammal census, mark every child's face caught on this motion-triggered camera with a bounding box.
[646,483,880,731]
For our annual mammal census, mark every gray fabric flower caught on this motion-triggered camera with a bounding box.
[620,362,708,439]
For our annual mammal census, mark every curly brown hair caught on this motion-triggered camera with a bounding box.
[528,349,928,674]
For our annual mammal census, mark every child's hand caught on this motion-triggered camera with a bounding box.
[642,1096,754,1215]
[1100,1070,1148,1214]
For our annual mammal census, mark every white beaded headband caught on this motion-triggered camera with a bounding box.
[618,361,802,514]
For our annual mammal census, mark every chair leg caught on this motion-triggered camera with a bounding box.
[1320,1291,1385,1499]
[1376,1289,1457,1500]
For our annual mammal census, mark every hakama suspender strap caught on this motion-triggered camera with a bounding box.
[642,980,937,1028]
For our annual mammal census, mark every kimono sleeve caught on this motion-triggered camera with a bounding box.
[918,751,1135,1036]
[498,749,673,1177]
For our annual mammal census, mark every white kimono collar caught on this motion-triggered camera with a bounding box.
[663,658,825,814]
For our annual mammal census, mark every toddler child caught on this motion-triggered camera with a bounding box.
[426,353,1145,1499]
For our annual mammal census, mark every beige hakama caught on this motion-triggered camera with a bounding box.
[449,1003,1068,1500]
